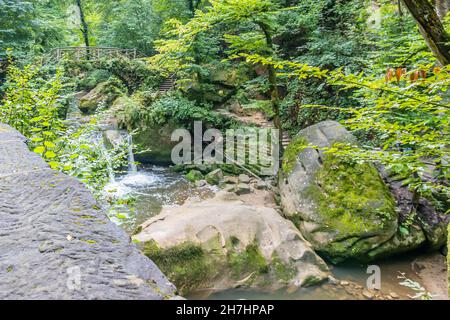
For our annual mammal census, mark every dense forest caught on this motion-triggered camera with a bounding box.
[0,0,449,301]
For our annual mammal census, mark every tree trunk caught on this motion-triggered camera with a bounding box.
[76,0,90,49]
[402,0,450,65]
[258,22,284,161]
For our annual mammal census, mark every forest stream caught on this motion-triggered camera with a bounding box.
[102,143,447,301]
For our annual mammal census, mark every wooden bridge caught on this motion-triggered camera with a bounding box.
[46,46,142,63]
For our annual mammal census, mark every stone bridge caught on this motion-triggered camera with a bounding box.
[0,124,176,299]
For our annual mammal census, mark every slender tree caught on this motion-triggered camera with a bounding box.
[76,0,90,48]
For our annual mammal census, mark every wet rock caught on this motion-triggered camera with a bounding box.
[132,122,180,165]
[79,81,122,114]
[362,289,375,300]
[103,130,125,148]
[389,292,399,299]
[255,181,269,190]
[0,124,176,300]
[205,169,223,185]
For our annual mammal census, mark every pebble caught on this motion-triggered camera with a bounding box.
[362,289,375,300]
[389,292,399,299]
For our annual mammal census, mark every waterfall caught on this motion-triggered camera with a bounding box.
[127,134,137,173]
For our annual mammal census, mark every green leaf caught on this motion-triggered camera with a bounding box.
[33,146,45,154]
[44,141,56,148]
[44,151,57,159]
[49,161,59,169]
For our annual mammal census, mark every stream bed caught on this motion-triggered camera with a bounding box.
[104,164,447,300]
[186,252,447,300]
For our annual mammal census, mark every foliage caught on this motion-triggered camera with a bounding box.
[63,56,163,93]
[57,116,130,199]
[0,0,68,59]
[95,0,159,55]
[261,53,449,208]
[115,92,235,131]
[0,59,129,199]
[0,54,65,165]
[149,0,281,75]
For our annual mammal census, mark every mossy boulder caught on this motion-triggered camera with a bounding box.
[133,191,329,294]
[132,121,180,165]
[280,121,399,263]
[280,121,448,263]
[78,81,123,114]
[209,64,253,87]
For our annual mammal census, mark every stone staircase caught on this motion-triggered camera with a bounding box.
[159,74,176,93]
[282,131,292,149]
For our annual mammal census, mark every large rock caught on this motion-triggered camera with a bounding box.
[133,122,180,165]
[133,191,329,294]
[280,121,448,263]
[279,121,399,263]
[0,124,176,299]
[79,81,122,114]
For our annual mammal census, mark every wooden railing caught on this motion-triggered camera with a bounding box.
[46,46,141,63]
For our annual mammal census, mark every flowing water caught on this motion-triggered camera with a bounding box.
[104,164,216,233]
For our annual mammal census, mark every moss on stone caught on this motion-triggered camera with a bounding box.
[142,240,218,294]
[282,136,307,174]
[270,253,297,283]
[310,155,395,232]
[185,170,204,182]
[81,239,97,245]
[302,274,326,287]
[303,154,397,261]
[226,242,269,280]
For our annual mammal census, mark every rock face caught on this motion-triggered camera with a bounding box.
[133,122,179,165]
[279,121,399,263]
[0,124,176,299]
[133,191,329,294]
[279,121,448,263]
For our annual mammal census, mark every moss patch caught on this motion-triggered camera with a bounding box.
[142,240,218,294]
[185,170,204,182]
[227,243,269,280]
[270,253,297,283]
[305,154,397,261]
[282,136,307,174]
